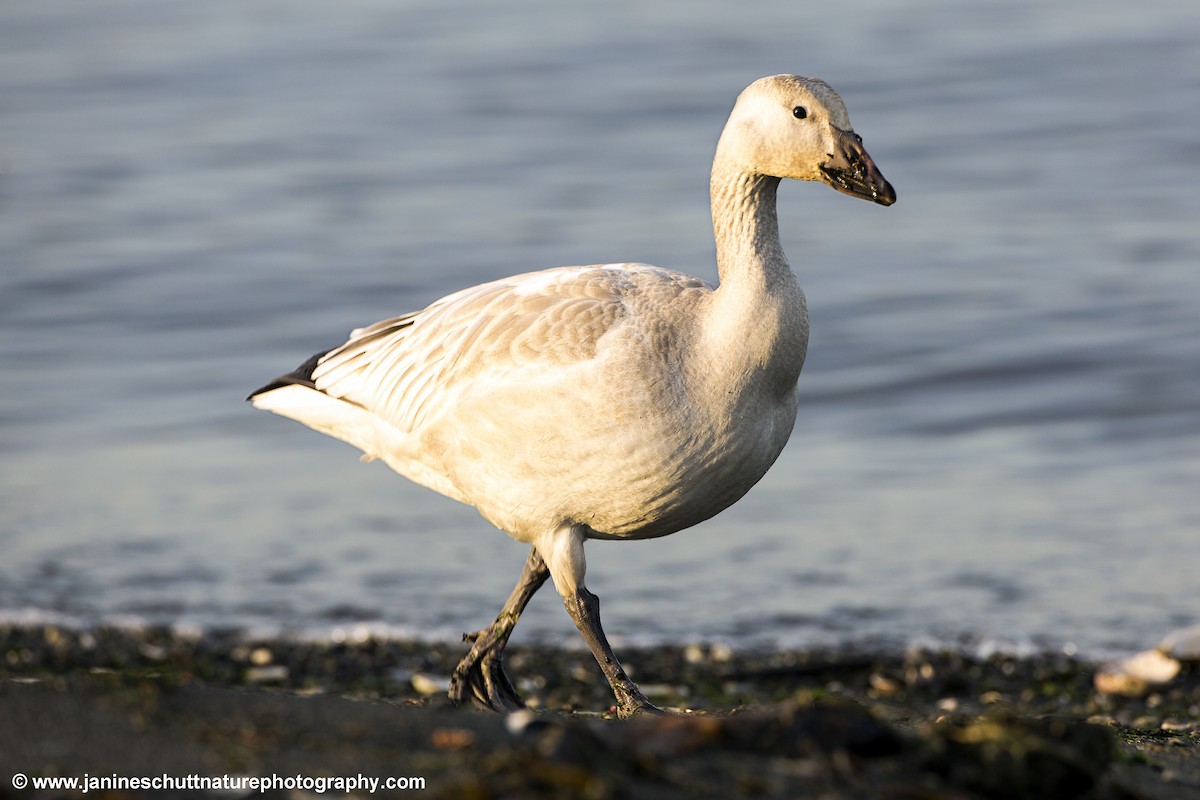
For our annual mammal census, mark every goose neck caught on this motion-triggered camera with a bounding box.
[699,162,808,394]
[710,165,788,291]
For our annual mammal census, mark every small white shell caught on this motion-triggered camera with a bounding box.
[410,672,450,697]
[1094,649,1182,696]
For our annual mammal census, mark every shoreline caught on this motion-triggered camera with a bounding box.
[2,623,1197,798]
[0,607,1145,663]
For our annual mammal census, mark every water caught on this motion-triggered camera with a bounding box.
[2,0,1198,658]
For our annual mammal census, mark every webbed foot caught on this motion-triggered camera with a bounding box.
[448,628,525,712]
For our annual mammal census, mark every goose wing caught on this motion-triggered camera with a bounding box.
[308,264,709,435]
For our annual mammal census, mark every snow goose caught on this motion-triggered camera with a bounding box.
[250,74,895,717]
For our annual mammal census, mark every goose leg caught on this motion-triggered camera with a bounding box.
[563,586,663,718]
[449,546,549,711]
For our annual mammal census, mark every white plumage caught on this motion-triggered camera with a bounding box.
[251,74,895,716]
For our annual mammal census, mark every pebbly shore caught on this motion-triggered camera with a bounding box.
[1,623,1197,799]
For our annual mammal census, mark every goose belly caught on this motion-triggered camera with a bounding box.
[426,370,800,543]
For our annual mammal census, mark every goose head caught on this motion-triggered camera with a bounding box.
[716,74,896,206]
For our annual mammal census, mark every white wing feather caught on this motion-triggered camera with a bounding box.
[310,264,709,435]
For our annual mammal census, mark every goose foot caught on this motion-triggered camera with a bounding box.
[563,585,668,719]
[616,698,669,719]
[447,547,549,712]
[449,627,525,712]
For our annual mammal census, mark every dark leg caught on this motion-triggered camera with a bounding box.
[449,547,549,711]
[563,586,664,718]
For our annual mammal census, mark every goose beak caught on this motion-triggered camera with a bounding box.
[819,128,896,206]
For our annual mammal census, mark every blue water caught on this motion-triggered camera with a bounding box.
[2,0,1198,658]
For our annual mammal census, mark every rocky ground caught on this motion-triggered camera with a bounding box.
[1,623,1198,799]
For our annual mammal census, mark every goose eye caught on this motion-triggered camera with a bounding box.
[792,106,808,119]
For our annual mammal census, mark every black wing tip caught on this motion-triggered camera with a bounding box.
[247,350,327,401]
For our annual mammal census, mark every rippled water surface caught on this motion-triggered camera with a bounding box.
[2,0,1198,656]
